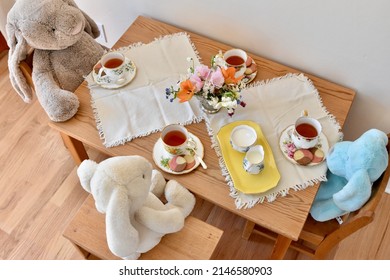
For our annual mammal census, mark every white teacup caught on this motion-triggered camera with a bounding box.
[243,145,265,175]
[161,124,194,156]
[230,125,257,153]
[96,51,127,85]
[223,48,247,78]
[291,111,322,149]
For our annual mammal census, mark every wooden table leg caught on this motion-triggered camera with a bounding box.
[60,132,89,165]
[270,235,292,260]
[242,220,255,240]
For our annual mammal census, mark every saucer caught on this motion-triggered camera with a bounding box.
[92,57,136,89]
[152,133,204,175]
[279,124,329,166]
[242,56,257,84]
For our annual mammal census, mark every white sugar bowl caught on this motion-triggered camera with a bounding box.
[230,125,257,153]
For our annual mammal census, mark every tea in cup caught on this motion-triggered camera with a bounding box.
[230,125,257,153]
[291,111,322,149]
[96,51,127,85]
[223,48,247,78]
[243,145,265,174]
[161,124,193,156]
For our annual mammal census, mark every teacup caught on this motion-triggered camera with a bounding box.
[161,124,194,156]
[96,51,127,85]
[230,125,257,153]
[243,145,265,174]
[291,111,322,149]
[223,48,247,78]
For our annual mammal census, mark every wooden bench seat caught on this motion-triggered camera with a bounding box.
[63,195,223,260]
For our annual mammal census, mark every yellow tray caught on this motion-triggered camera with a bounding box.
[216,120,281,194]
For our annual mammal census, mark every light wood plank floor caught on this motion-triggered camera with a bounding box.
[0,52,389,260]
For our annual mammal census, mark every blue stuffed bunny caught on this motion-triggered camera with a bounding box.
[310,129,389,222]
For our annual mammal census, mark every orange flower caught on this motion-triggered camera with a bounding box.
[177,80,196,102]
[221,67,243,85]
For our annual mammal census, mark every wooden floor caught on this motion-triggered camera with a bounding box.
[1,51,390,260]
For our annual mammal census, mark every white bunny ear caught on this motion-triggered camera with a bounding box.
[106,188,140,259]
[77,159,98,193]
[6,22,33,103]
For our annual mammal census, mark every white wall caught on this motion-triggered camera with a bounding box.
[75,0,390,140]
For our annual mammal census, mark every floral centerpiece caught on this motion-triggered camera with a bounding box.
[165,53,246,116]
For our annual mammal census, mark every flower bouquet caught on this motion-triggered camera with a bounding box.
[165,53,246,116]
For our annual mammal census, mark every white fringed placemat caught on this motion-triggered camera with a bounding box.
[205,73,342,209]
[85,33,204,147]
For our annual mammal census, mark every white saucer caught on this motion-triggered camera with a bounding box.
[242,57,257,84]
[152,133,204,175]
[92,57,136,89]
[279,124,329,166]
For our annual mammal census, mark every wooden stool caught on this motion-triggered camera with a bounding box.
[63,195,223,260]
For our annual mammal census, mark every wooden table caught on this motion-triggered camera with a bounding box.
[49,16,355,259]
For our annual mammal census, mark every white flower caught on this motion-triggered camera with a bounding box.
[202,80,213,93]
[214,56,227,68]
[220,96,237,109]
[186,57,193,62]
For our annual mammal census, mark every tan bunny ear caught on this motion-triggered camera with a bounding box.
[6,22,33,103]
[80,10,100,39]
[62,0,100,38]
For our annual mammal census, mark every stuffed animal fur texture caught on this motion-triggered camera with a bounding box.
[77,156,196,260]
[310,129,388,222]
[6,0,105,122]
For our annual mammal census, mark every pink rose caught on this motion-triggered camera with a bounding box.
[210,67,224,88]
[195,65,210,80]
[190,75,204,92]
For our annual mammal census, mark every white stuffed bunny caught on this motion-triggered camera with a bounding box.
[77,156,196,260]
[6,0,105,122]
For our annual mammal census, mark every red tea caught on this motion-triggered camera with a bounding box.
[296,123,318,138]
[163,130,186,146]
[104,58,123,69]
[225,55,245,66]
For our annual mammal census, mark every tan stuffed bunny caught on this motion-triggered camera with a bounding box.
[6,0,105,122]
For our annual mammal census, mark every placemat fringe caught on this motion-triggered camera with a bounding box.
[86,32,204,148]
[205,73,339,209]
[246,73,344,142]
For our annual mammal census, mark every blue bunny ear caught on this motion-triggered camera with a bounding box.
[310,171,348,221]
[333,169,371,212]
[314,170,347,202]
[310,198,348,222]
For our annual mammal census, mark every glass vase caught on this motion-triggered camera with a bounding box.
[196,96,221,114]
